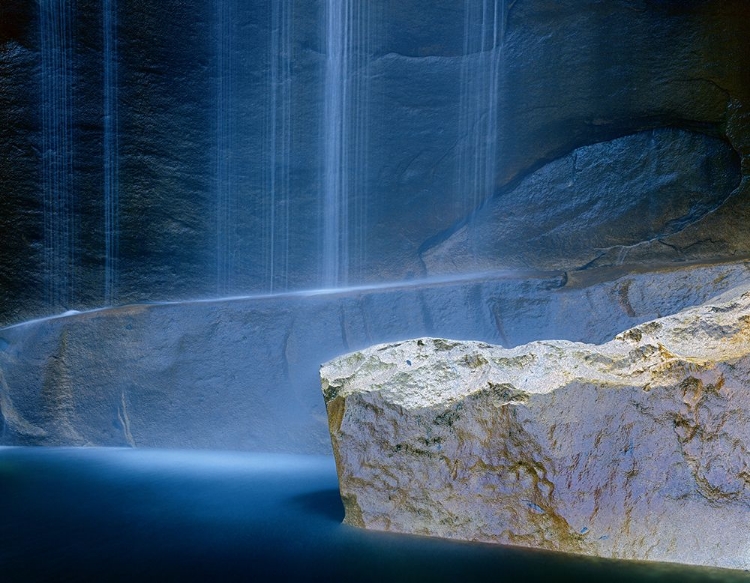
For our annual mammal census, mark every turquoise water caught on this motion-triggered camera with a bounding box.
[0,447,743,582]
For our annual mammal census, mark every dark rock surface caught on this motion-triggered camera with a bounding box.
[0,0,749,326]
[1,262,748,453]
[422,128,742,273]
[367,0,750,280]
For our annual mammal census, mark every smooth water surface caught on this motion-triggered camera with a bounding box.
[0,447,743,582]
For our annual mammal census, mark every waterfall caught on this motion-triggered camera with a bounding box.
[322,0,346,288]
[350,3,371,285]
[456,0,506,218]
[40,0,76,310]
[322,0,371,288]
[215,0,235,295]
[103,0,119,306]
[265,0,293,293]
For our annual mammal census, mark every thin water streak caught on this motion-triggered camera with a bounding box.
[322,0,371,289]
[40,0,76,310]
[456,0,506,219]
[215,0,234,295]
[1,267,563,331]
[103,0,119,306]
[266,0,293,293]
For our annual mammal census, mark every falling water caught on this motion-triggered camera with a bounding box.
[103,0,119,305]
[215,0,235,295]
[40,0,76,310]
[322,0,346,289]
[322,0,371,288]
[264,0,293,293]
[456,0,506,217]
[350,3,371,284]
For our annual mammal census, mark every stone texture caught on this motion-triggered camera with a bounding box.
[322,279,750,570]
[371,0,750,282]
[2,261,749,453]
[1,0,750,326]
[422,129,742,273]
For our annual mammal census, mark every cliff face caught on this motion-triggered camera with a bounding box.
[2,262,748,453]
[1,0,749,326]
[321,278,750,570]
[422,128,742,273]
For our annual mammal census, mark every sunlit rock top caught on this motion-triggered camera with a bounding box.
[322,282,750,571]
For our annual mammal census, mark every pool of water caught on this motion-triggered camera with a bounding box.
[0,447,742,582]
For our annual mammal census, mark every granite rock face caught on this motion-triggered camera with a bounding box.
[1,0,750,325]
[322,281,750,570]
[422,128,742,273]
[3,261,750,453]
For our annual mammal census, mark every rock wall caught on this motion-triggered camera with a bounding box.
[1,261,749,453]
[423,128,742,273]
[1,0,749,326]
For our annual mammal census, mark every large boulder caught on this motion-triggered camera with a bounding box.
[322,281,750,570]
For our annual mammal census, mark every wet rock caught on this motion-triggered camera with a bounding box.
[422,128,742,273]
[2,261,749,453]
[322,279,750,570]
[1,0,750,325]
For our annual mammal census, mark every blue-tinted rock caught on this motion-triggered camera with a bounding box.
[0,0,749,325]
[422,129,741,273]
[1,262,749,453]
